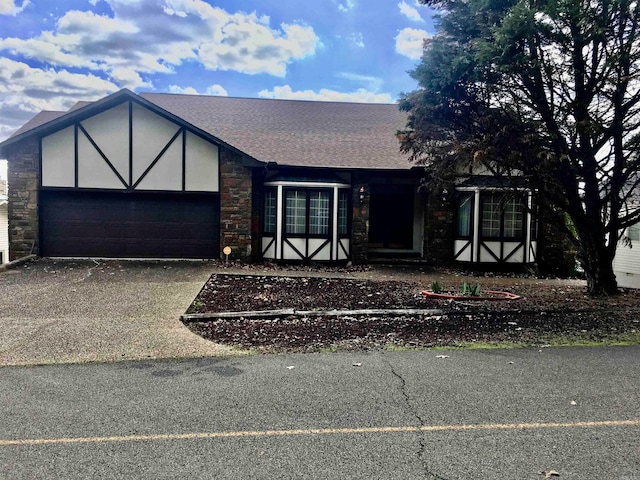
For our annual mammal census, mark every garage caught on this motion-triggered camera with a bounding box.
[40,191,220,258]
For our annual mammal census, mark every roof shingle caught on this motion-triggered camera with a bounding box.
[140,93,411,170]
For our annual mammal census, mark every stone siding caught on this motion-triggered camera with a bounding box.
[6,138,40,260]
[423,187,455,264]
[351,174,370,263]
[219,148,253,261]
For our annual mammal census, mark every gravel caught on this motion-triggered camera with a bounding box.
[184,271,640,352]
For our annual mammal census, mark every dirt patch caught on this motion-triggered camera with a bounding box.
[184,272,640,352]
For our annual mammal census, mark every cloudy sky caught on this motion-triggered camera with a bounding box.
[0,0,436,149]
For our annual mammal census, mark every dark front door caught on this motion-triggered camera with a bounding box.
[40,190,220,258]
[368,184,414,249]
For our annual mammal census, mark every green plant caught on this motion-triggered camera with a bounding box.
[430,281,443,294]
[460,282,481,296]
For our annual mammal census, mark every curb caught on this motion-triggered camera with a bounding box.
[182,308,444,322]
[0,254,37,273]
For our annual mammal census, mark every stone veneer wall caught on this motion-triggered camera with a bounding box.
[219,148,253,261]
[350,174,370,264]
[423,187,455,265]
[6,138,40,260]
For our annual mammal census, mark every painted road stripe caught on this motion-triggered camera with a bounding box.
[1,420,639,447]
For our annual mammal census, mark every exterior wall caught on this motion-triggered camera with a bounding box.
[219,148,253,261]
[6,138,40,260]
[423,186,455,264]
[351,173,370,263]
[613,241,640,288]
[0,202,8,263]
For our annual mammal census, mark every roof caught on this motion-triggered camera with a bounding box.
[141,93,411,170]
[1,89,413,170]
[10,110,66,138]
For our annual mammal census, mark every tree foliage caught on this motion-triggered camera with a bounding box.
[400,0,640,295]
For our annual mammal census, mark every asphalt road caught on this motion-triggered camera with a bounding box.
[1,346,639,479]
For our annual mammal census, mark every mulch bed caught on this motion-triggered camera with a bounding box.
[184,273,640,352]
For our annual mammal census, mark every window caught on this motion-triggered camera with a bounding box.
[338,190,349,236]
[482,194,502,238]
[309,191,330,235]
[457,193,473,237]
[285,190,306,234]
[481,193,524,239]
[264,189,276,234]
[629,224,640,242]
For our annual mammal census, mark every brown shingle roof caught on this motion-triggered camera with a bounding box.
[10,110,66,137]
[140,93,411,170]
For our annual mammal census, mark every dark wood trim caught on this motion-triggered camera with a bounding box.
[128,101,133,187]
[38,136,43,188]
[338,238,349,258]
[77,123,128,189]
[181,128,186,192]
[132,127,182,189]
[479,242,501,262]
[261,237,275,257]
[74,124,78,188]
[503,242,524,263]
[38,185,220,196]
[453,240,472,261]
[309,239,331,260]
[283,238,305,259]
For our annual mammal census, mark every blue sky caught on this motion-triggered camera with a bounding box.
[0,0,436,148]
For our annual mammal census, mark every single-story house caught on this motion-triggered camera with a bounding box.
[0,88,543,266]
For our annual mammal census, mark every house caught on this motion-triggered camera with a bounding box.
[613,223,640,288]
[0,88,542,266]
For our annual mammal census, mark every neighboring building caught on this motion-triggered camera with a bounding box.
[0,88,542,266]
[614,223,640,288]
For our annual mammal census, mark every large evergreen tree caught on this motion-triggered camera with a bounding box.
[400,0,640,295]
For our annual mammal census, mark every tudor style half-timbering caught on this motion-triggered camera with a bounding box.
[38,97,221,259]
[0,88,552,267]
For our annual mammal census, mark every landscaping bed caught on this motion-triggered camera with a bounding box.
[184,272,640,352]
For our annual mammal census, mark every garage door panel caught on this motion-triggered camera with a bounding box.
[40,191,220,258]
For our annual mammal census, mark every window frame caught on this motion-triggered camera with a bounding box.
[263,187,277,235]
[455,192,474,239]
[282,187,334,238]
[480,192,526,241]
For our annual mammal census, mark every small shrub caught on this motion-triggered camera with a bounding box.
[460,282,481,296]
[430,281,443,294]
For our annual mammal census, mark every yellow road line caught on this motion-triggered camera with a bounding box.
[1,420,638,447]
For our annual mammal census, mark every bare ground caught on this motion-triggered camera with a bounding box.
[184,264,640,352]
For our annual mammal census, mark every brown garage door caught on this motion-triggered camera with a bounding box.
[40,190,220,258]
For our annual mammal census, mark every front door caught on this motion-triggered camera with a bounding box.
[368,184,414,249]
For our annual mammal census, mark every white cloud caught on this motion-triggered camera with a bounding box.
[0,0,318,81]
[398,1,424,22]
[0,0,29,16]
[205,84,228,96]
[258,85,393,103]
[0,57,119,141]
[395,27,428,59]
[337,73,384,92]
[168,84,228,96]
[110,67,152,89]
[337,0,356,12]
[349,32,365,48]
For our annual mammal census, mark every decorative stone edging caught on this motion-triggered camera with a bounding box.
[182,308,443,323]
[0,254,37,273]
[421,290,521,301]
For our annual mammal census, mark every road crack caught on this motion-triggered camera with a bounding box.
[385,356,449,480]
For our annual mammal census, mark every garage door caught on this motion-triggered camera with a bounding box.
[40,191,220,258]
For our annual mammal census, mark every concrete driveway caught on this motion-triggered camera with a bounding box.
[0,259,236,366]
